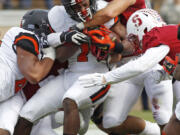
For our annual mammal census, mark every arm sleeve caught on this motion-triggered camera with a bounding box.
[14,32,39,56]
[104,45,170,84]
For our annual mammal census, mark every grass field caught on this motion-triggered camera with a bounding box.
[130,110,155,122]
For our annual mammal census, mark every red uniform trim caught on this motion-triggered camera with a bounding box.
[15,78,27,93]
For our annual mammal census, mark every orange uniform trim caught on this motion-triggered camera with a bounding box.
[91,85,111,102]
[14,35,39,54]
[114,16,119,24]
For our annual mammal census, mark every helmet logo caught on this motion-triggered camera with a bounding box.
[132,15,142,29]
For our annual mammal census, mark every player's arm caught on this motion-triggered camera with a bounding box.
[79,45,170,87]
[104,45,170,84]
[15,33,55,84]
[17,47,54,84]
[79,0,136,29]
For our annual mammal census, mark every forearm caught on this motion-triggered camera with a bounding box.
[84,0,135,28]
[104,45,170,84]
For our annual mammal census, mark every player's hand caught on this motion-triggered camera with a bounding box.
[163,56,178,75]
[70,22,85,32]
[42,47,56,60]
[60,29,90,45]
[78,73,107,88]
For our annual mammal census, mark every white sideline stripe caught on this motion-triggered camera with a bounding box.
[0,10,27,26]
[54,125,106,135]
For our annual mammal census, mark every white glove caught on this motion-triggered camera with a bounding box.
[47,32,62,47]
[152,69,172,84]
[42,47,56,60]
[75,22,85,31]
[78,73,106,88]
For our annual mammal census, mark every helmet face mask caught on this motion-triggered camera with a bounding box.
[127,9,166,48]
[62,0,96,22]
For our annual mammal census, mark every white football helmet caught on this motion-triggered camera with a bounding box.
[127,8,166,48]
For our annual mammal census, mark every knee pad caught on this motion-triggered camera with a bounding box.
[102,115,125,129]
[175,102,180,121]
[153,109,172,125]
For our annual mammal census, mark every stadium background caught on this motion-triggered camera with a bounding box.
[0,0,178,134]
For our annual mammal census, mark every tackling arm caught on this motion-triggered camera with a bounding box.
[17,47,54,84]
[104,45,170,84]
[83,0,136,28]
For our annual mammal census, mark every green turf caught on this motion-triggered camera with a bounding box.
[129,110,155,122]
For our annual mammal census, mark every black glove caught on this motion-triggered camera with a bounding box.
[60,29,90,45]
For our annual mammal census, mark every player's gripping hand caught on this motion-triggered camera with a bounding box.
[78,73,106,88]
[60,29,89,45]
[163,56,178,75]
[47,29,89,47]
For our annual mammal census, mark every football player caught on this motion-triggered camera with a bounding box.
[72,0,147,35]
[12,0,129,135]
[83,9,173,135]
[13,2,166,135]
[161,27,180,135]
[79,8,179,134]
[0,9,56,135]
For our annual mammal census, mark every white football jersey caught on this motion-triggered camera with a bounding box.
[0,27,39,80]
[48,1,115,73]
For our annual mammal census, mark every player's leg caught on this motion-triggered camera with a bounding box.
[144,71,173,129]
[163,102,180,135]
[13,74,65,135]
[62,80,110,135]
[0,64,16,102]
[30,115,58,135]
[95,79,160,135]
[0,91,25,135]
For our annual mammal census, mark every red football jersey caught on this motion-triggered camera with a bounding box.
[23,60,68,100]
[120,0,146,26]
[101,0,146,26]
[142,25,180,60]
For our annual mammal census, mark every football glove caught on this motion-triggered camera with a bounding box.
[78,73,106,88]
[60,29,89,45]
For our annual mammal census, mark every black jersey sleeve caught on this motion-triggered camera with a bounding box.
[13,32,40,56]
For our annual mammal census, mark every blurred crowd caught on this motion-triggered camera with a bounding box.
[0,0,59,9]
[1,0,180,24]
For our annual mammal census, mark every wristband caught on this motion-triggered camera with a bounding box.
[42,47,55,60]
